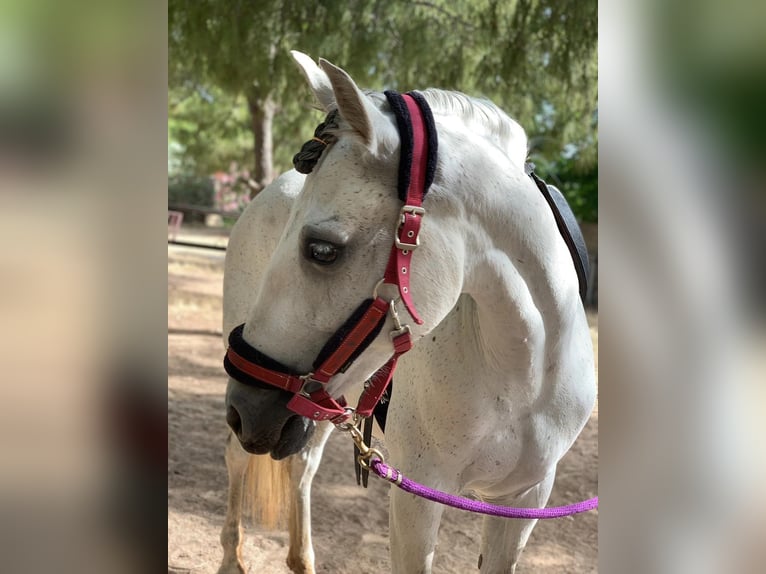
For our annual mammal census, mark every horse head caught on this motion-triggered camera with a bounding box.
[225,53,464,458]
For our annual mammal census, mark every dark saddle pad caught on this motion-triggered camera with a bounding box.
[527,167,590,302]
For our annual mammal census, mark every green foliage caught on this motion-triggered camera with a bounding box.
[168,174,214,208]
[169,0,598,219]
[168,84,252,177]
[169,0,385,101]
[370,0,598,158]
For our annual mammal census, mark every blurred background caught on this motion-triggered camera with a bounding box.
[0,0,763,572]
[167,0,598,270]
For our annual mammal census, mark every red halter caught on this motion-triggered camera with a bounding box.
[224,91,437,424]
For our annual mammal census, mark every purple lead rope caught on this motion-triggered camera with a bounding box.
[370,459,597,519]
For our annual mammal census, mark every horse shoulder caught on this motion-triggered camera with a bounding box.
[530,301,596,463]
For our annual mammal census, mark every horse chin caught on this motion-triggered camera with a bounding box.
[270,415,315,460]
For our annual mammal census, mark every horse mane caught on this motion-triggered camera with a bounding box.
[418,89,529,169]
[295,90,528,174]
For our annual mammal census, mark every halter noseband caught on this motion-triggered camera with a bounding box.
[224,91,437,424]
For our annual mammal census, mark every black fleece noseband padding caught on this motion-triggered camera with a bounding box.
[312,298,387,372]
[224,324,299,392]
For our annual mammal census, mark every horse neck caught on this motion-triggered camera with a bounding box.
[434,130,580,385]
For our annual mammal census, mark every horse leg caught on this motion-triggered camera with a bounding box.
[477,473,556,573]
[285,422,334,574]
[389,473,453,574]
[217,432,250,574]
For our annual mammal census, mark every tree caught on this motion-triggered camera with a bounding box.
[169,0,391,192]
[169,0,597,203]
[168,84,252,177]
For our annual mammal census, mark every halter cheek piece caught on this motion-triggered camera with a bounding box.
[224,91,437,424]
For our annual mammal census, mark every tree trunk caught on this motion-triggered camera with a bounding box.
[247,94,275,198]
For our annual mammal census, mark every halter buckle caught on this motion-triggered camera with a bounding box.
[298,374,324,397]
[394,205,425,251]
[388,299,411,338]
[334,407,358,430]
[390,325,411,338]
[400,205,425,218]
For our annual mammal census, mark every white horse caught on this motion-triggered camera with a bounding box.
[218,52,596,574]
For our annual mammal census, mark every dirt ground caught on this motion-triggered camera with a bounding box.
[168,241,598,573]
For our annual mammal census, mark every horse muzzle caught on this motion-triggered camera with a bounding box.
[225,377,315,459]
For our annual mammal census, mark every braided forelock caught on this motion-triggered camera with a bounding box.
[292,109,340,174]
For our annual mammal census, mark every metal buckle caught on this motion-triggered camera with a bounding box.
[390,324,411,339]
[336,417,387,468]
[334,408,359,431]
[330,406,356,426]
[298,374,324,397]
[388,299,411,338]
[400,205,425,219]
[394,205,425,251]
[371,278,387,300]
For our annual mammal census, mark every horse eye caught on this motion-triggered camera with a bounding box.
[306,241,339,265]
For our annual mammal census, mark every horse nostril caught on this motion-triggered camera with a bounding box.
[226,405,242,436]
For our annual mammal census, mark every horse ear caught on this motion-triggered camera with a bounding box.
[318,58,391,150]
[290,51,335,111]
